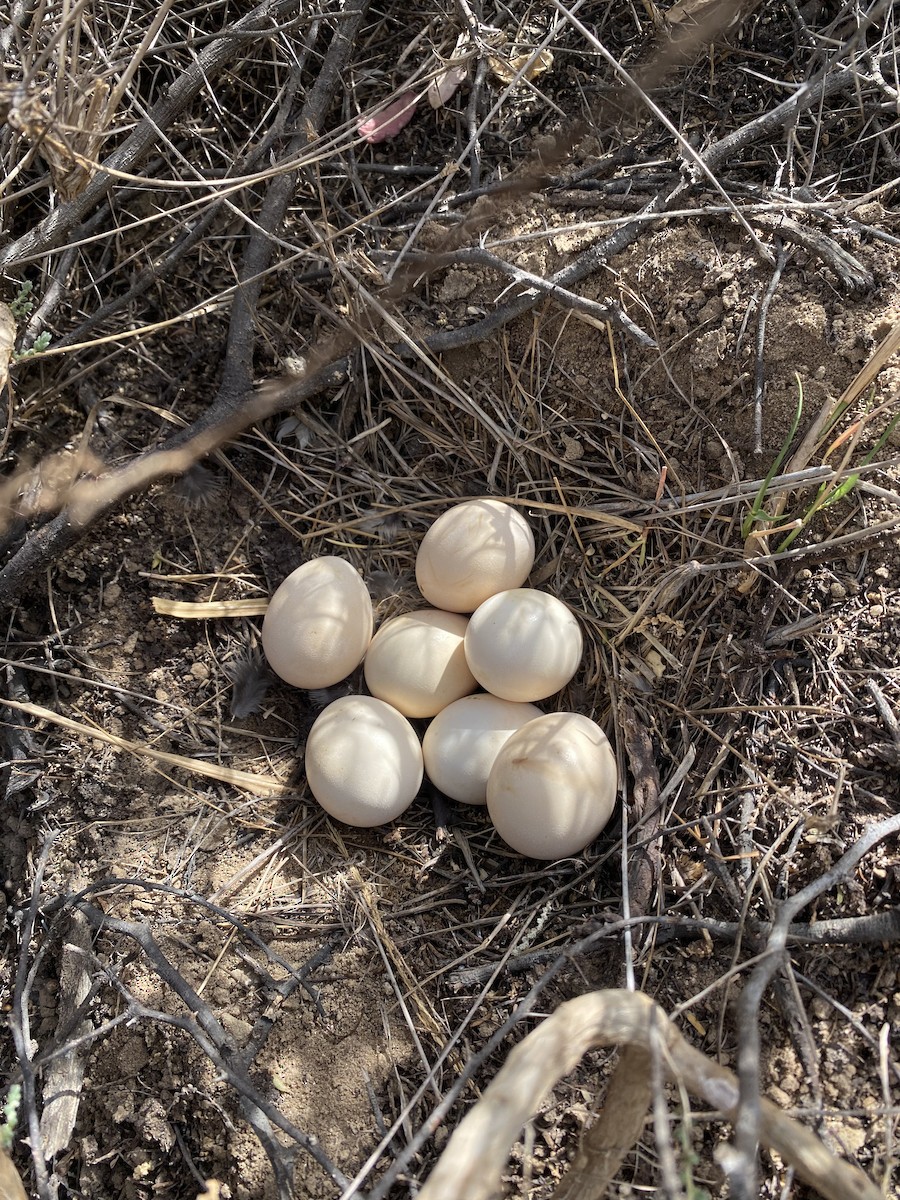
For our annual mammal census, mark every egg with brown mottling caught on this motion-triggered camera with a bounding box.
[486,712,616,859]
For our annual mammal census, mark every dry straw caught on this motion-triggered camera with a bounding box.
[0,697,283,794]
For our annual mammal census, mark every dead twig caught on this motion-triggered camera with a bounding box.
[75,902,350,1200]
[620,703,664,922]
[701,50,898,178]
[415,988,882,1200]
[220,2,370,404]
[752,240,789,456]
[0,0,303,271]
[552,1043,653,1200]
[444,906,900,989]
[37,907,92,1158]
[748,214,873,296]
[408,245,657,346]
[728,812,900,1199]
[0,695,285,792]
[0,0,879,608]
[8,833,60,1200]
[867,678,900,764]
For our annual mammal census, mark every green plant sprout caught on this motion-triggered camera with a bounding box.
[742,375,900,552]
[13,330,52,361]
[741,374,804,541]
[8,281,53,359]
[0,1084,21,1152]
[775,389,900,552]
[676,1118,712,1200]
[8,282,34,321]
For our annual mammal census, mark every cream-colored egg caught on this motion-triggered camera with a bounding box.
[415,499,535,613]
[423,694,543,805]
[364,609,476,718]
[261,557,373,689]
[464,589,583,702]
[305,695,423,826]
[486,712,616,859]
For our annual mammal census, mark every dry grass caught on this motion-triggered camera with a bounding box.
[1,2,899,1199]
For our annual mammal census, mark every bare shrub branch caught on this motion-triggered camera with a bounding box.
[416,988,882,1200]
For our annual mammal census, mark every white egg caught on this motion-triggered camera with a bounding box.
[486,712,617,859]
[261,557,373,689]
[423,694,543,805]
[464,588,583,702]
[364,609,476,718]
[415,499,535,613]
[304,695,423,827]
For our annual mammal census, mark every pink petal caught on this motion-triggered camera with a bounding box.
[357,91,418,144]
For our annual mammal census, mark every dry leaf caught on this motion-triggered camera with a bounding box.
[152,597,268,618]
[428,33,472,108]
[428,63,468,108]
[0,302,16,396]
[357,91,418,143]
[488,49,553,86]
[0,1148,28,1200]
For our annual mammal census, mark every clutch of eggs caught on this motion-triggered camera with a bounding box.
[259,500,616,857]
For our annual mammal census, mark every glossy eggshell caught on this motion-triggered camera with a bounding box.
[464,589,583,702]
[261,557,373,689]
[304,695,423,826]
[486,712,616,859]
[423,694,543,805]
[364,609,477,718]
[415,499,535,613]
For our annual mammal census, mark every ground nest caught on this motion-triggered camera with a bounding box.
[0,2,899,1199]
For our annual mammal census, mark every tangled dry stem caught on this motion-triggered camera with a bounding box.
[0,0,895,603]
[416,988,883,1200]
[416,814,900,1200]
